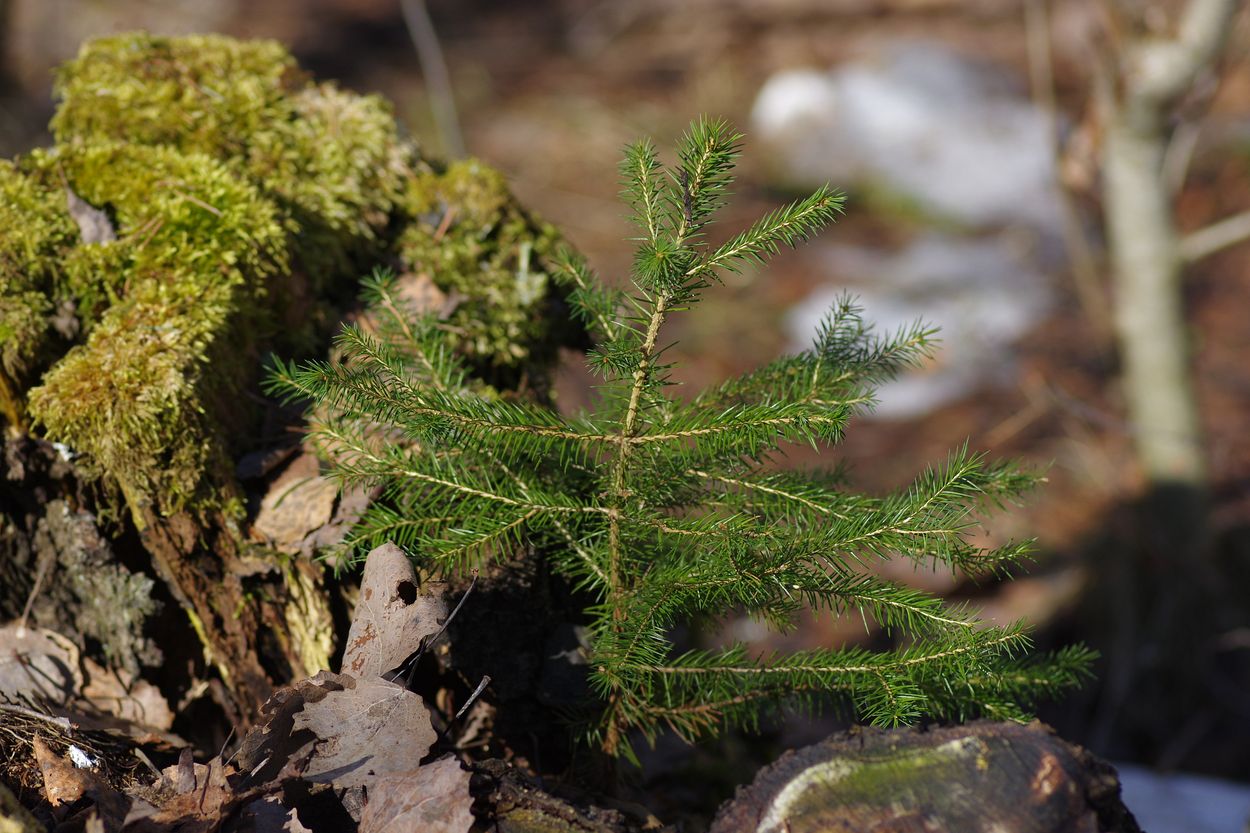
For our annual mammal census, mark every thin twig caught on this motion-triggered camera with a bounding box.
[399,0,465,158]
[1024,0,1112,341]
[436,674,492,745]
[0,702,72,732]
[1180,208,1250,262]
[17,552,53,634]
[454,675,491,721]
[397,569,478,687]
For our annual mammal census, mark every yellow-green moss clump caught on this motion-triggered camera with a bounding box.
[26,142,286,509]
[0,161,80,429]
[0,32,579,518]
[400,159,568,369]
[51,33,408,285]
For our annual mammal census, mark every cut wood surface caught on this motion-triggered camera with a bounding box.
[710,721,1143,833]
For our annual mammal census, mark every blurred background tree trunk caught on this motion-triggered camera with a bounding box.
[1102,0,1238,549]
[1093,0,1243,756]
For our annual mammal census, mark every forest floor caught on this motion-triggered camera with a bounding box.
[3,0,1250,827]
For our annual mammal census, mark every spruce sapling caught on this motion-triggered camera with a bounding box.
[268,117,1094,761]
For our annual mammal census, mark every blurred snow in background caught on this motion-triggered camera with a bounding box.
[1115,764,1250,833]
[751,40,1063,233]
[757,41,1064,418]
[786,235,1050,419]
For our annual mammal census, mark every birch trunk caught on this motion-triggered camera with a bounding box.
[1103,0,1239,514]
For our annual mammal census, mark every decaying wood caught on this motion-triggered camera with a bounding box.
[134,506,275,726]
[709,721,1142,833]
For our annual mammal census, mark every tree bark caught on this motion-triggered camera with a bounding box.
[132,505,277,726]
[710,721,1142,833]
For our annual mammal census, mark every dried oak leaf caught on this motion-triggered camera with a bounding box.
[0,624,82,706]
[128,753,234,833]
[291,674,436,790]
[253,454,339,553]
[358,757,473,833]
[342,543,447,679]
[82,658,175,732]
[237,671,437,793]
[236,673,339,788]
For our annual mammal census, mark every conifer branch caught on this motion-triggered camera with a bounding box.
[273,119,1094,761]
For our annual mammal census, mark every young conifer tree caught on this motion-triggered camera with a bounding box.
[269,118,1093,760]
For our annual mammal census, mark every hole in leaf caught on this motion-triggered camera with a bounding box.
[396,580,417,605]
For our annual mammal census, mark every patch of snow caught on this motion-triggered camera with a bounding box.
[751,40,1062,234]
[786,234,1050,419]
[1115,763,1250,833]
[68,744,99,769]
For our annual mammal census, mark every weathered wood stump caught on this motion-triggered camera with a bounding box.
[710,721,1142,833]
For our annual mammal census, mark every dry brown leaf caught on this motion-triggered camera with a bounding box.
[395,272,462,320]
[236,673,337,787]
[82,658,175,732]
[358,272,461,336]
[32,735,94,807]
[137,752,235,833]
[358,757,474,833]
[304,483,376,558]
[237,671,436,792]
[0,624,82,705]
[341,543,446,679]
[253,453,339,552]
[32,736,128,832]
[290,673,437,790]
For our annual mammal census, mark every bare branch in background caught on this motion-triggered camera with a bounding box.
[1180,207,1250,262]
[1092,0,1242,758]
[400,0,465,159]
[1024,0,1112,343]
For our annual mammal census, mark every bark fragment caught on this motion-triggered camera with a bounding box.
[709,721,1141,833]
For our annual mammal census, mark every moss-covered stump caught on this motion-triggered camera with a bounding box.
[0,33,582,720]
[709,721,1142,833]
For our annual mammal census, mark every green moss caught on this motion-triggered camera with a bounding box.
[399,159,568,370]
[2,32,581,514]
[0,161,78,395]
[51,33,301,157]
[26,142,286,509]
[262,84,412,281]
[52,33,412,287]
